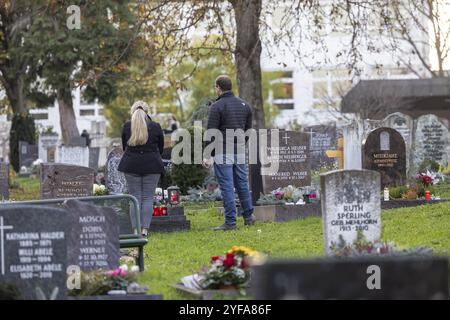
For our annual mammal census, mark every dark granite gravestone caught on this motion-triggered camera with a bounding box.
[105,147,127,194]
[304,125,337,170]
[0,162,9,200]
[362,127,406,188]
[0,206,68,300]
[88,147,100,170]
[251,256,448,300]
[69,136,88,147]
[40,163,95,199]
[261,131,311,193]
[321,170,381,255]
[149,206,191,233]
[64,200,119,271]
[19,141,38,168]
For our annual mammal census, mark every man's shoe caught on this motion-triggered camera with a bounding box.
[244,214,256,226]
[213,223,237,231]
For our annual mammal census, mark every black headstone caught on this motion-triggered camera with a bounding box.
[251,256,448,300]
[69,137,88,147]
[64,200,120,271]
[261,131,311,193]
[0,206,68,300]
[362,127,406,187]
[304,125,337,170]
[19,141,38,168]
[0,162,9,200]
[40,163,95,199]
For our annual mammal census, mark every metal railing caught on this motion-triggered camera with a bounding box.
[0,194,142,239]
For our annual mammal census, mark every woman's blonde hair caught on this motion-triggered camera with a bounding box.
[128,101,149,146]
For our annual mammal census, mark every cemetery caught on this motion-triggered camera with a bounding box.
[0,1,450,305]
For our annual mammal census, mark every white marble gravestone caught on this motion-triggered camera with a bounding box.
[412,114,450,169]
[38,134,59,163]
[320,169,381,255]
[55,146,89,167]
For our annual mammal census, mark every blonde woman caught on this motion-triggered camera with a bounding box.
[118,101,164,237]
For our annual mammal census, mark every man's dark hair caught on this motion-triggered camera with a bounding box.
[215,75,232,91]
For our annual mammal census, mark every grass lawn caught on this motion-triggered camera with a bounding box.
[140,202,450,299]
[5,177,450,299]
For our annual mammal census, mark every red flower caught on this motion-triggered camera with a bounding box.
[422,175,432,186]
[211,256,220,263]
[223,253,235,268]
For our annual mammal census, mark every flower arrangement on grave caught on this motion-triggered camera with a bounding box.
[93,183,108,196]
[257,185,318,205]
[198,246,264,290]
[68,265,147,297]
[330,230,433,257]
[180,187,222,203]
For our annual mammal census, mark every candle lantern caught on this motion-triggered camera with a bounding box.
[167,186,181,206]
[160,206,168,216]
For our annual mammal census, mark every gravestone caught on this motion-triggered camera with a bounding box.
[64,200,119,271]
[19,141,38,168]
[105,147,127,194]
[40,163,95,199]
[320,170,381,255]
[413,114,450,169]
[0,162,9,200]
[362,127,406,187]
[382,113,413,149]
[69,136,88,147]
[38,134,59,163]
[0,206,68,300]
[88,147,100,170]
[251,256,448,300]
[261,131,311,193]
[55,146,89,167]
[304,125,337,170]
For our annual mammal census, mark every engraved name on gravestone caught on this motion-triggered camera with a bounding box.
[40,163,95,199]
[0,162,9,200]
[362,128,406,188]
[413,114,450,168]
[19,141,38,168]
[261,131,311,193]
[304,125,337,170]
[55,146,89,167]
[65,200,119,271]
[321,170,381,255]
[88,147,100,170]
[105,147,127,194]
[0,206,68,300]
[38,134,59,163]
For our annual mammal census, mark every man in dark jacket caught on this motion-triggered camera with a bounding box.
[204,75,256,231]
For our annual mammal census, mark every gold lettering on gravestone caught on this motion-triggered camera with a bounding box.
[56,180,89,197]
[373,153,398,168]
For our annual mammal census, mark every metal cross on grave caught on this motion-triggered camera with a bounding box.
[282,132,290,145]
[0,216,13,275]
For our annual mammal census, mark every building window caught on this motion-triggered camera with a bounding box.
[332,80,353,97]
[98,108,104,116]
[275,103,294,110]
[313,81,328,99]
[80,109,95,116]
[31,113,49,120]
[272,82,293,100]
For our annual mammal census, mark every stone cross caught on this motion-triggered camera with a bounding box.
[282,132,290,145]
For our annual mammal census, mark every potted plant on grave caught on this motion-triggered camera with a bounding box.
[68,265,149,298]
[176,246,265,298]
